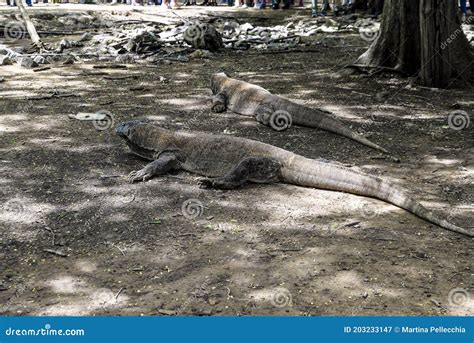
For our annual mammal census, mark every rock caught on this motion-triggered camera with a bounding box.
[239,23,254,32]
[18,57,38,69]
[189,49,204,59]
[79,32,93,42]
[33,55,47,65]
[62,55,75,65]
[183,23,223,52]
[115,54,135,64]
[60,39,72,49]
[0,55,12,66]
[157,309,176,316]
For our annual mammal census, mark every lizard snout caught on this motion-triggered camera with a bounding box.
[115,122,131,138]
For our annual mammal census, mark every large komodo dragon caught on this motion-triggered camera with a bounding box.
[210,72,388,153]
[116,121,473,238]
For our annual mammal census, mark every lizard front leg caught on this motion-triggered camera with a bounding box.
[128,152,180,183]
[198,157,281,190]
[211,91,228,113]
[254,104,274,126]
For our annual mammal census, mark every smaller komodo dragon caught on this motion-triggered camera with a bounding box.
[116,121,473,238]
[210,72,389,154]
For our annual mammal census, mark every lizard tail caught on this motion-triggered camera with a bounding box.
[281,157,473,237]
[315,116,389,154]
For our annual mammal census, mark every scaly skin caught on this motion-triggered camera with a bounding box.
[116,121,473,238]
[210,72,389,154]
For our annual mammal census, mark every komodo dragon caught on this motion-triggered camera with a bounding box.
[116,121,473,238]
[210,72,388,153]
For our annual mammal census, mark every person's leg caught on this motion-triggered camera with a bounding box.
[321,0,329,14]
[460,0,467,21]
[311,0,317,16]
[469,0,474,13]
[272,0,280,9]
[461,0,467,14]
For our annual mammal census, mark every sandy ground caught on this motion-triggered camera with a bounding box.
[0,5,473,316]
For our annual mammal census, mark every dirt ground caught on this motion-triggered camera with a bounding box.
[0,5,473,316]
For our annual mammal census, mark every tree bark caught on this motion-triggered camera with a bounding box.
[353,0,473,86]
[419,0,451,87]
[16,0,45,50]
[354,0,368,11]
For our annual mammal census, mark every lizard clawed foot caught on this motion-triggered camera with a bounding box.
[128,168,154,183]
[198,178,215,189]
[211,103,226,113]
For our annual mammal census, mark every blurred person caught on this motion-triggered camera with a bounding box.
[254,0,265,9]
[199,0,217,5]
[272,0,290,10]
[161,0,177,8]
[311,0,329,17]
[460,0,474,22]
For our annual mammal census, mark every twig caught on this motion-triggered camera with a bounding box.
[98,174,121,180]
[267,248,303,252]
[111,243,125,256]
[42,226,56,246]
[43,249,67,257]
[103,75,139,80]
[33,66,51,72]
[93,64,128,69]
[114,287,124,300]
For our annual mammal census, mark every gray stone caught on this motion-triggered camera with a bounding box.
[18,57,39,69]
[33,55,47,65]
[0,55,12,66]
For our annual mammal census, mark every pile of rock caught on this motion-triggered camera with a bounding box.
[0,11,382,68]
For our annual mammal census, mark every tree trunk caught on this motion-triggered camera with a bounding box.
[353,0,473,86]
[419,0,451,87]
[354,0,368,11]
[16,0,45,50]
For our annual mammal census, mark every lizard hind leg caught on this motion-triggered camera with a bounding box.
[199,157,281,190]
[211,91,228,113]
[128,152,180,183]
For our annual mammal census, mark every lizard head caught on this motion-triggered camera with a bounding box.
[116,121,171,160]
[210,72,229,94]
